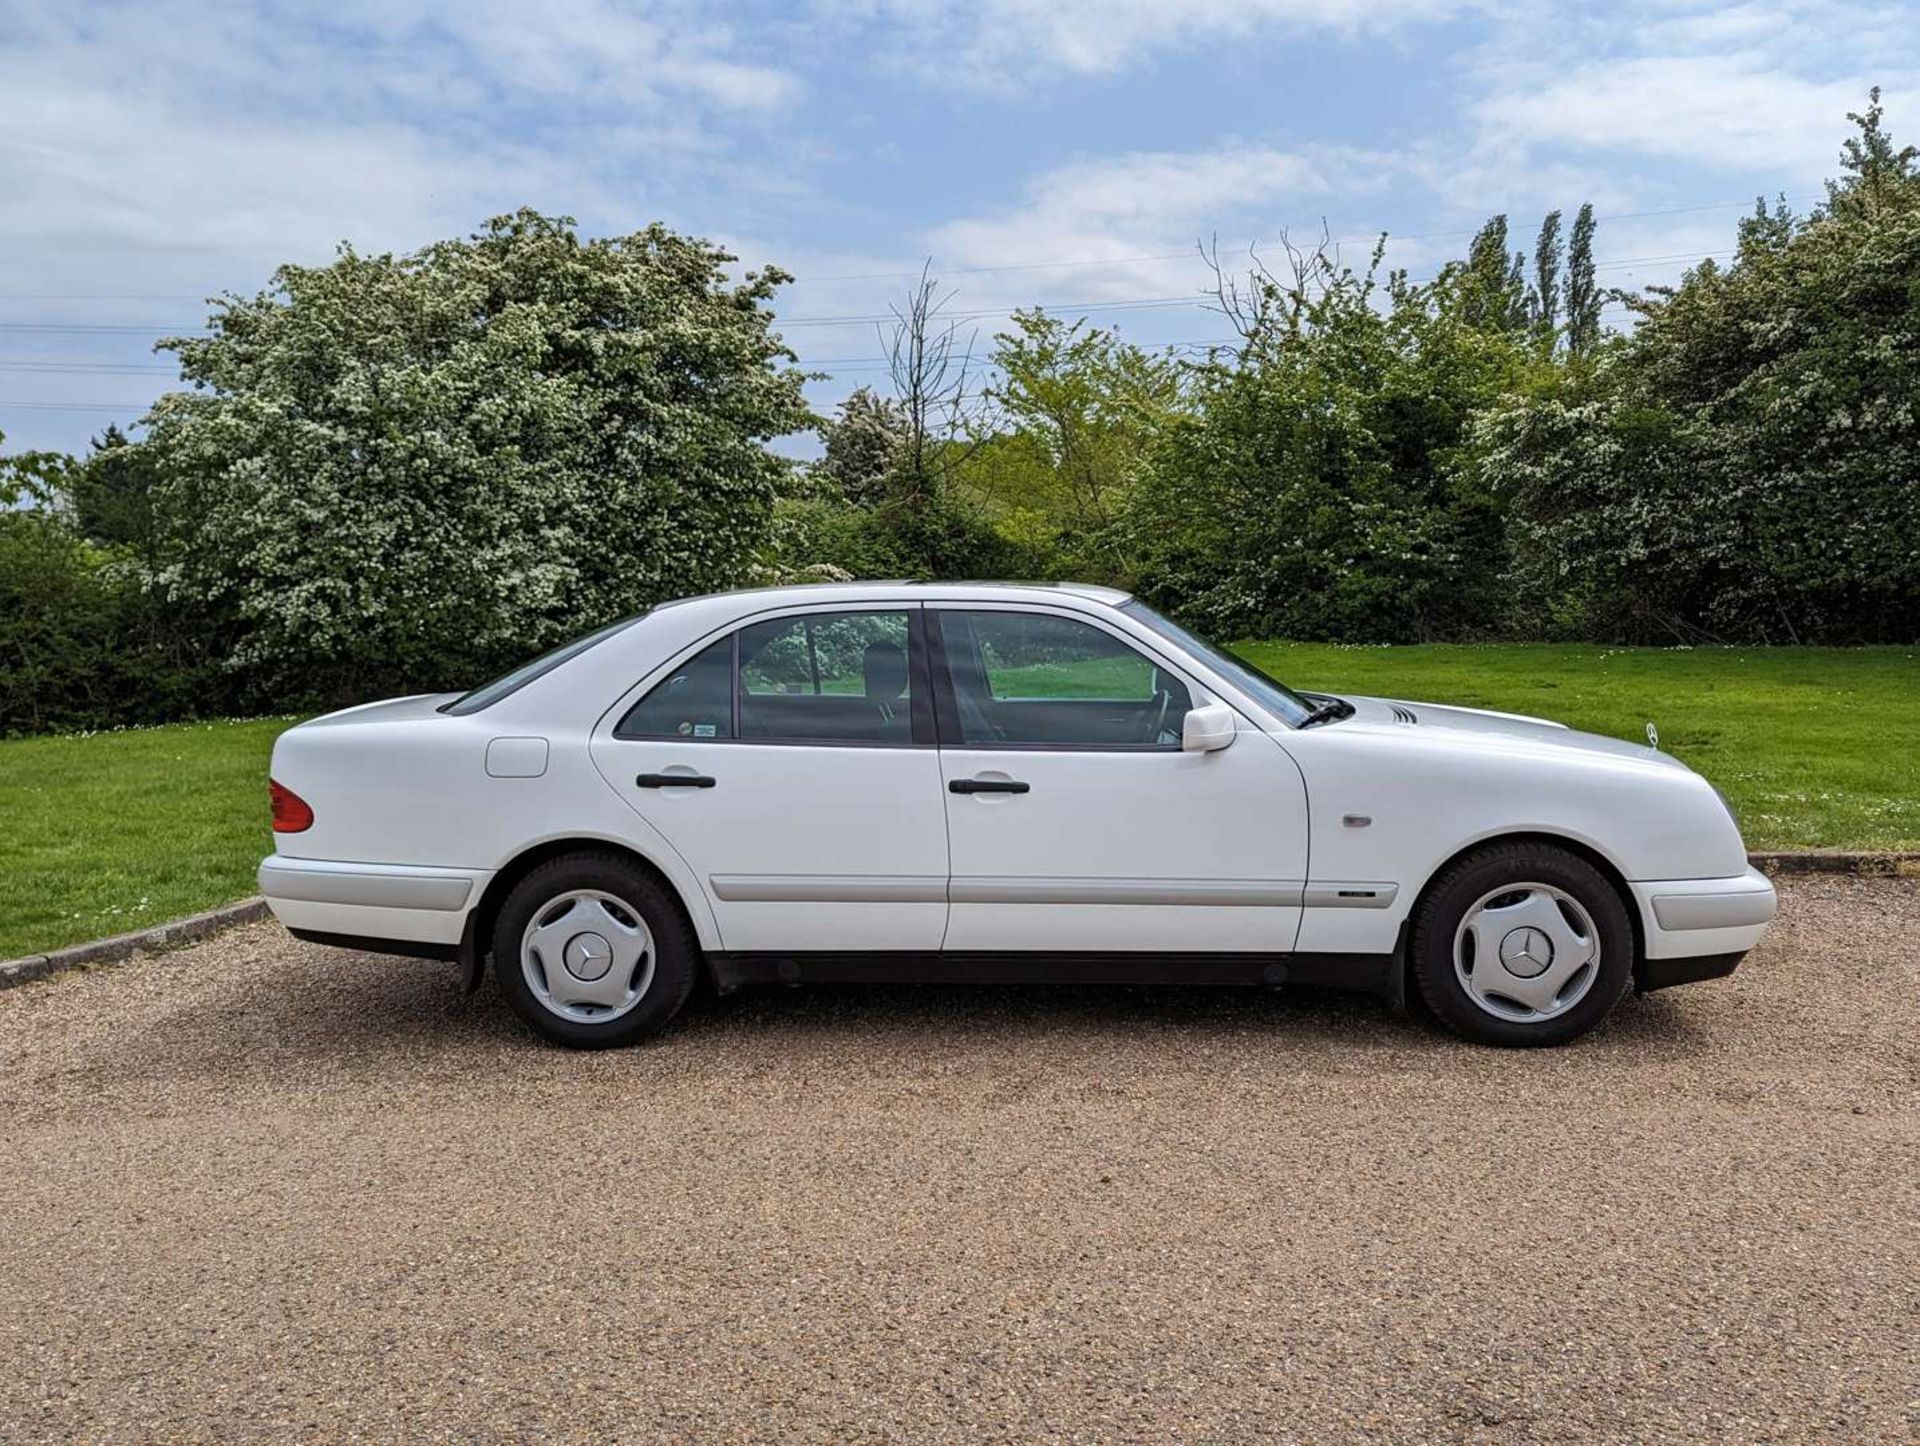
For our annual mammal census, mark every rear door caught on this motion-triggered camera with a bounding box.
[931,605,1309,954]
[591,604,950,952]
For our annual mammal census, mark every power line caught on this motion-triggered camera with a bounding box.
[778,246,1740,328]
[0,322,201,335]
[0,291,212,302]
[0,244,1738,408]
[0,400,149,413]
[0,359,178,374]
[792,196,1812,283]
[0,243,1747,346]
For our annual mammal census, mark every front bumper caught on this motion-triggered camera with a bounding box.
[1638,951,1747,992]
[1628,865,1776,986]
[258,856,490,947]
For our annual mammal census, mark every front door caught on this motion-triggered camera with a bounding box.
[591,605,949,953]
[931,605,1309,954]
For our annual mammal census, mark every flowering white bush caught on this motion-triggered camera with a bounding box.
[140,210,811,703]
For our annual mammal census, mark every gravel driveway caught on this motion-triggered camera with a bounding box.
[2,874,1915,1443]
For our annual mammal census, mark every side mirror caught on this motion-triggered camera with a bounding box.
[1182,702,1236,753]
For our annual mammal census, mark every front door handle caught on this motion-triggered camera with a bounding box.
[636,772,717,789]
[950,778,1030,795]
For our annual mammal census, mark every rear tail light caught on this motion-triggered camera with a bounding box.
[270,779,314,833]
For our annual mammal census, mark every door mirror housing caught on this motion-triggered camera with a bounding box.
[1181,702,1236,753]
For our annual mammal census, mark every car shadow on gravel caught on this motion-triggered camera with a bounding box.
[93,938,1711,1090]
[678,976,1710,1053]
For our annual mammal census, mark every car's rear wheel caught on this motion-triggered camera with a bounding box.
[491,852,696,1048]
[1410,841,1634,1047]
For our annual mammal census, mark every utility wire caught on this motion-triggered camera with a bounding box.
[0,244,1748,344]
[0,242,1742,410]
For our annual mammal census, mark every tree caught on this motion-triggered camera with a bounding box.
[138,210,811,704]
[1461,215,1528,334]
[66,426,163,560]
[1829,85,1919,220]
[1530,210,1563,340]
[883,263,982,508]
[965,309,1183,582]
[812,387,906,508]
[0,431,208,735]
[1564,203,1601,357]
[1481,95,1920,642]
[1131,236,1540,641]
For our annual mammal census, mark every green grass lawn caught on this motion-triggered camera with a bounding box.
[1,644,1913,959]
[0,717,298,960]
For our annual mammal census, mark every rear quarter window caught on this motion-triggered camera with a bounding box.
[441,614,645,716]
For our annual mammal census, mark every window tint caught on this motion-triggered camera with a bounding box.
[615,636,734,739]
[738,610,915,743]
[937,610,1191,748]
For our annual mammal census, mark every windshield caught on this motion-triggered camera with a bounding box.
[440,613,646,715]
[1119,600,1315,727]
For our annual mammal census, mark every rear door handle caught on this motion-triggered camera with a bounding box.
[950,778,1030,795]
[636,773,717,789]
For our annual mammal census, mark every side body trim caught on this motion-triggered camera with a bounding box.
[1300,881,1399,909]
[948,876,1304,906]
[706,875,1402,908]
[259,858,477,912]
[709,874,948,903]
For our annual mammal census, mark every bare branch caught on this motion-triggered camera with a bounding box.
[881,261,984,501]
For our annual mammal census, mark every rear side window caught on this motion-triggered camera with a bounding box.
[614,609,924,745]
[615,637,735,739]
[738,611,915,743]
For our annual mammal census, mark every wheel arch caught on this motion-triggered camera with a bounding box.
[1396,830,1647,1004]
[468,836,715,985]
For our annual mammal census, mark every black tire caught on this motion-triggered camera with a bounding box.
[491,852,697,1049]
[1410,841,1634,1047]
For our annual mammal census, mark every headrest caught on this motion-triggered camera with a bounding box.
[863,640,908,701]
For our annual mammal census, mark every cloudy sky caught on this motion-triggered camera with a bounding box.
[1,0,1913,453]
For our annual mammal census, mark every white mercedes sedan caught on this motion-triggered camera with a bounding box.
[259,582,1775,1048]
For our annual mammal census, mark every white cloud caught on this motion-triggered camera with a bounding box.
[0,0,810,453]
[0,0,805,298]
[1475,54,1902,173]
[929,147,1334,275]
[820,0,1475,86]
[437,0,800,109]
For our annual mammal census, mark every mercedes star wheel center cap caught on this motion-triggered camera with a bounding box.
[563,932,614,982]
[1499,926,1553,979]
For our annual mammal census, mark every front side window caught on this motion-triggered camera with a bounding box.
[1119,600,1313,727]
[615,609,920,744]
[936,610,1191,748]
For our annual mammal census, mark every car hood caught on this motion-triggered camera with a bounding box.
[1334,693,1683,768]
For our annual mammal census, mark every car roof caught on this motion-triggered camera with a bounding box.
[653,580,1133,614]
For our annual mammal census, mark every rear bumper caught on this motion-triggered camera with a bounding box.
[258,856,489,947]
[1629,865,1776,975]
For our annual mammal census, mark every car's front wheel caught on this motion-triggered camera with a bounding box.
[1410,841,1634,1047]
[491,852,697,1048]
